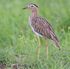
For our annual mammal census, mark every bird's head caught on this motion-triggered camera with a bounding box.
[23,3,38,12]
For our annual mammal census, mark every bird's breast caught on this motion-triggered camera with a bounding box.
[28,16,42,37]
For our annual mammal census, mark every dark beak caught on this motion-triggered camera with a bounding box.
[23,7,28,9]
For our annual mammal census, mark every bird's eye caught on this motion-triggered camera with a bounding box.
[31,5,34,7]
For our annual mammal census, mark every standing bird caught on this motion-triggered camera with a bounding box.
[23,3,60,58]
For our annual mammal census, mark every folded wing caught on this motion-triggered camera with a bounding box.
[31,16,60,49]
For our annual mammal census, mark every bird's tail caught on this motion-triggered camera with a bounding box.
[52,35,60,50]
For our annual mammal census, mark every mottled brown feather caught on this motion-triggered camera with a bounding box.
[31,16,53,38]
[31,16,60,49]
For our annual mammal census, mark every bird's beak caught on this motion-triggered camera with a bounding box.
[23,6,28,9]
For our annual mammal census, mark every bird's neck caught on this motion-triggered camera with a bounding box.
[31,9,38,17]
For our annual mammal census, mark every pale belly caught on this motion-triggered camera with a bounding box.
[29,16,42,37]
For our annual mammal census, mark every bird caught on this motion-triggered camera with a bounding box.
[23,3,60,58]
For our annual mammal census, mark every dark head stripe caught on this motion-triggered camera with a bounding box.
[33,4,38,8]
[30,3,38,8]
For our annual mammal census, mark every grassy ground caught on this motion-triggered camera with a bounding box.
[0,0,70,69]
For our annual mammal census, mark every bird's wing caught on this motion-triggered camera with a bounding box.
[31,16,54,39]
[31,16,60,48]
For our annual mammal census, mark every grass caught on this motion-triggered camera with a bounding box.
[0,0,70,69]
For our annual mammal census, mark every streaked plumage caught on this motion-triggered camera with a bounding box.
[30,16,60,49]
[23,3,60,52]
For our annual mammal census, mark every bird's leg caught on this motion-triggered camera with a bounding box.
[37,36,41,59]
[35,35,41,59]
[46,41,48,59]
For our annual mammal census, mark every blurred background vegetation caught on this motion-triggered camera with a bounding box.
[0,0,70,69]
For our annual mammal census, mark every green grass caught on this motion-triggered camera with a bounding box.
[0,0,70,69]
